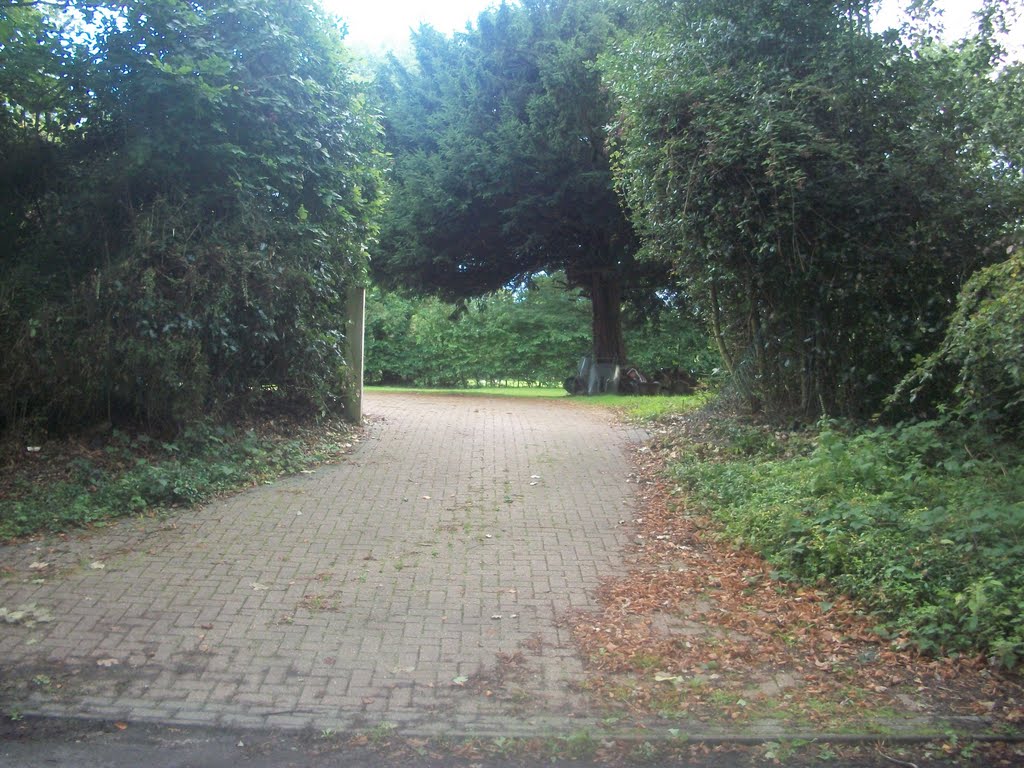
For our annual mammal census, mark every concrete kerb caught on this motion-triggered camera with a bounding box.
[6,711,1022,750]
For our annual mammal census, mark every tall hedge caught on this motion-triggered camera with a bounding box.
[0,0,385,434]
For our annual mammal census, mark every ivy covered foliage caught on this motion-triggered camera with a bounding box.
[892,246,1024,437]
[593,0,1024,667]
[0,420,355,540]
[0,0,385,434]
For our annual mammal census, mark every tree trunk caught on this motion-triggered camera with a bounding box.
[591,271,626,363]
[709,278,736,377]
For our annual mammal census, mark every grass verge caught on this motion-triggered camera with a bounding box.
[369,384,711,420]
[580,391,712,420]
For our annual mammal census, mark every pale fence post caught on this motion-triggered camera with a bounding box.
[344,284,366,424]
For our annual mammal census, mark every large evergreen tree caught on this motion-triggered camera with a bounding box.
[375,0,659,365]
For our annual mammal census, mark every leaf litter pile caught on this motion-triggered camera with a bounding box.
[570,410,1024,742]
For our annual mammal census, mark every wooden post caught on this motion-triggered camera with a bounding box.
[344,284,366,424]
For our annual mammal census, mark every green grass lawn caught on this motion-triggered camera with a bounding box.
[367,385,709,420]
[367,385,567,398]
[580,392,711,420]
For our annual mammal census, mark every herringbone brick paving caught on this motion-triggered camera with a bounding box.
[0,392,645,734]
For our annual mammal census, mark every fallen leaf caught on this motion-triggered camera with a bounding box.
[29,562,49,571]
[452,675,468,686]
[96,658,120,667]
[654,673,684,684]
[114,722,128,731]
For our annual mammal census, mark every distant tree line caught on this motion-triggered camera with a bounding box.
[365,275,719,388]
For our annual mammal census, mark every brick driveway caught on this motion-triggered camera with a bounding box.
[0,392,646,735]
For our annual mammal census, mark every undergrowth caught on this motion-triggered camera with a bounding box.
[0,421,353,540]
[669,418,1024,667]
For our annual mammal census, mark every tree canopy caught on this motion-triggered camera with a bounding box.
[2,0,1022,434]
[375,0,661,364]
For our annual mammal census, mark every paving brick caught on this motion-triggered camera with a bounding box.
[0,392,645,734]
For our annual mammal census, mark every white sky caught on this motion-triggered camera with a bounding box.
[321,0,1018,54]
[322,0,499,54]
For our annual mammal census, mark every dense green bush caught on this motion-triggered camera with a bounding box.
[671,419,1024,667]
[624,304,722,379]
[0,0,385,435]
[602,0,1023,419]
